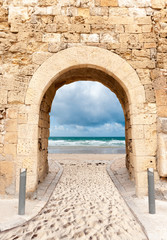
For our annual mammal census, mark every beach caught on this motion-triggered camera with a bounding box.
[0,153,148,240]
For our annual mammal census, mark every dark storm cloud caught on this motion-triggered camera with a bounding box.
[50,81,125,128]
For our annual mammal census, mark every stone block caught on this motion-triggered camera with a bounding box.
[90,6,109,16]
[0,90,7,104]
[7,109,17,119]
[42,33,61,43]
[134,156,156,172]
[18,113,28,124]
[136,16,152,25]
[81,33,99,43]
[131,113,157,125]
[8,91,25,104]
[22,0,38,6]
[131,125,144,139]
[144,123,157,139]
[61,33,80,43]
[78,8,90,17]
[69,24,90,33]
[38,0,57,6]
[157,133,167,177]
[0,161,15,194]
[136,69,151,85]
[135,171,148,196]
[155,89,167,106]
[144,84,156,103]
[157,106,167,118]
[151,0,165,9]
[8,6,29,23]
[157,117,167,134]
[142,25,152,33]
[18,124,38,139]
[32,52,52,65]
[6,119,17,132]
[144,42,156,49]
[100,33,118,43]
[48,42,67,53]
[5,132,17,144]
[119,0,151,8]
[125,25,141,33]
[17,139,38,155]
[100,0,118,6]
[4,143,17,156]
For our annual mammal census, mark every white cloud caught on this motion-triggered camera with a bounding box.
[50,81,125,136]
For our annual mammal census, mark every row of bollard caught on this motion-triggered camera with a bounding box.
[17,167,156,215]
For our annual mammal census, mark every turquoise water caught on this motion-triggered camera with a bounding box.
[48,137,125,154]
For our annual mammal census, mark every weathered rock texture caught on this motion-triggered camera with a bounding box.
[0,0,166,196]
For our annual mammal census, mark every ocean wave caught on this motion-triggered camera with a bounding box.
[48,139,125,147]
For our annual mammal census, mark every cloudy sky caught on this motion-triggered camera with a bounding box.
[50,81,125,137]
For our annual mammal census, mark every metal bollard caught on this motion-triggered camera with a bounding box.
[18,168,27,215]
[147,168,156,214]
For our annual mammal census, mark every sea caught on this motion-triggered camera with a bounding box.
[48,137,125,154]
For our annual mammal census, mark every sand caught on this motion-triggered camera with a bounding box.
[0,154,148,240]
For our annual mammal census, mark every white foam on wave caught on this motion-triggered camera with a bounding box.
[48,139,125,147]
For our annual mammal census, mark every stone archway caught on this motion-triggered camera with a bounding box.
[17,46,157,196]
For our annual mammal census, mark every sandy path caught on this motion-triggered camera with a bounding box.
[0,160,147,240]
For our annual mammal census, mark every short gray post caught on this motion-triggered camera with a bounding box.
[147,168,155,214]
[18,168,27,215]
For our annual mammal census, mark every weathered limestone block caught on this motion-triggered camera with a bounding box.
[69,24,90,33]
[144,84,156,103]
[62,33,80,42]
[78,8,90,17]
[136,69,152,85]
[8,91,25,104]
[6,119,17,132]
[0,161,15,194]
[132,113,156,125]
[32,52,52,65]
[42,33,61,42]
[134,156,156,172]
[151,0,165,9]
[81,33,99,42]
[155,89,167,106]
[8,6,29,23]
[100,0,118,6]
[4,143,17,156]
[131,125,144,139]
[48,42,67,53]
[17,139,38,155]
[135,171,148,196]
[18,113,28,124]
[100,33,118,43]
[158,133,167,177]
[38,0,57,6]
[9,42,27,53]
[5,132,17,144]
[0,90,7,104]
[18,124,38,140]
[144,123,157,139]
[157,117,167,134]
[22,0,38,6]
[157,106,167,118]
[118,0,151,7]
[90,6,109,16]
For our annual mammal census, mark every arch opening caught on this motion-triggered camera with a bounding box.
[37,67,133,185]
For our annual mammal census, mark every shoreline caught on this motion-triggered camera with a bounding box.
[48,146,126,154]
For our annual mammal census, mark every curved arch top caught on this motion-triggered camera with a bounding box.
[25,46,145,107]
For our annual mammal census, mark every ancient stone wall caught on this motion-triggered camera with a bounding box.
[0,0,166,196]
